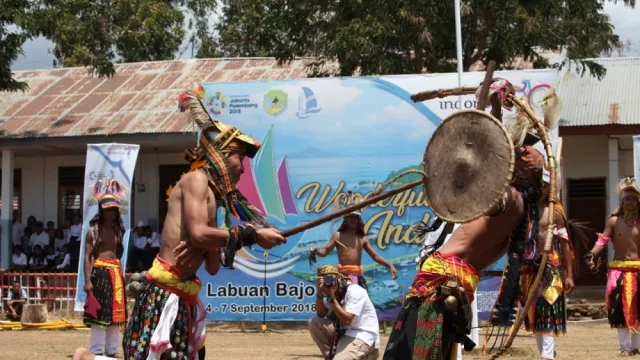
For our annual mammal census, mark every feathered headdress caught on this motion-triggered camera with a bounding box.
[87,178,128,213]
[178,85,261,161]
[617,177,640,198]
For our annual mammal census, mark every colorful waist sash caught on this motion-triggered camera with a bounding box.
[146,256,202,305]
[408,251,479,302]
[521,250,564,306]
[337,264,364,276]
[607,259,640,330]
[94,258,126,324]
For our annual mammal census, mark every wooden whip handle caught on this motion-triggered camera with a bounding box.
[410,86,479,102]
[279,180,423,238]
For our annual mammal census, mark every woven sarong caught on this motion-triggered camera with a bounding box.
[84,258,126,327]
[384,252,479,360]
[123,256,205,360]
[606,260,640,331]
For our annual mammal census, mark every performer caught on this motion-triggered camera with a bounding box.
[122,87,286,360]
[520,161,575,360]
[311,192,399,290]
[384,80,557,360]
[82,182,127,358]
[585,177,640,356]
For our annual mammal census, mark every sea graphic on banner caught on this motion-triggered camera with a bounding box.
[74,144,140,312]
[197,71,559,321]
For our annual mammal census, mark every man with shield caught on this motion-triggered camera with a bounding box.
[383,79,560,360]
[585,177,640,356]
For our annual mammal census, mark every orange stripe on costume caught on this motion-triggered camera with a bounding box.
[337,264,364,276]
[94,258,126,324]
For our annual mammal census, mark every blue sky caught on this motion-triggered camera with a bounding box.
[10,2,640,72]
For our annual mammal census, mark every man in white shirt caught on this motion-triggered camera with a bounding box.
[309,265,379,360]
[5,280,28,321]
[10,245,28,272]
[28,222,50,252]
[69,214,84,271]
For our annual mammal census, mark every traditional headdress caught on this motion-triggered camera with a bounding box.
[617,177,640,198]
[87,178,127,213]
[317,265,347,279]
[332,190,365,218]
[504,87,561,148]
[175,85,271,229]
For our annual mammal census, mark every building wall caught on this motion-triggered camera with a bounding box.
[1,152,185,229]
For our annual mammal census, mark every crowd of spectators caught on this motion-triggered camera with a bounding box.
[1,210,161,273]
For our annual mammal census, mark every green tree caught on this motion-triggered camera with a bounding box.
[217,0,636,79]
[1,0,216,92]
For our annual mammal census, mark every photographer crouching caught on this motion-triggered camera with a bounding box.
[308,265,380,360]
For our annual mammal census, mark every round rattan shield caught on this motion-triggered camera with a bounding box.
[423,110,515,223]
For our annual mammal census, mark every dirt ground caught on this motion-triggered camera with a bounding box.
[0,319,628,360]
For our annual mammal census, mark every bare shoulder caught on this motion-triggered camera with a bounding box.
[607,215,618,228]
[505,186,524,214]
[178,171,209,194]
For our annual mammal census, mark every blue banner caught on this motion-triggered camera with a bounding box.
[74,144,140,312]
[198,71,558,321]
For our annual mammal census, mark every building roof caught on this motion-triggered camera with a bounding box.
[556,57,640,127]
[0,58,326,139]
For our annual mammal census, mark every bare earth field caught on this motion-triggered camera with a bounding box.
[0,319,626,360]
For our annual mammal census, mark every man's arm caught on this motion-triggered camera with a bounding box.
[181,171,231,249]
[83,231,94,293]
[204,250,221,275]
[362,237,398,279]
[590,216,615,256]
[313,233,338,257]
[555,213,575,294]
[330,287,364,326]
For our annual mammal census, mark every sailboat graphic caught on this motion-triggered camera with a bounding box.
[296,87,322,119]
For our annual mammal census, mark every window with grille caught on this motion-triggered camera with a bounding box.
[0,168,22,212]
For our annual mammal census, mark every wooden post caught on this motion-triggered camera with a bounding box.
[21,304,49,324]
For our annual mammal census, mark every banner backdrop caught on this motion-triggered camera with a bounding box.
[197,71,559,321]
[74,144,140,312]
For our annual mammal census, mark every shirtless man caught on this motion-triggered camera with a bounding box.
[82,188,126,358]
[384,81,550,360]
[311,210,399,290]
[586,177,640,357]
[520,167,574,360]
[122,89,286,360]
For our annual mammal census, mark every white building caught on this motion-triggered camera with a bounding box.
[1,56,638,284]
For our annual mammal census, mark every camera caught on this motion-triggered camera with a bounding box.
[323,275,335,288]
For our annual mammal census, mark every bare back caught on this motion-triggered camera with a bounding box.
[438,187,525,271]
[608,216,640,260]
[334,232,363,266]
[159,171,217,277]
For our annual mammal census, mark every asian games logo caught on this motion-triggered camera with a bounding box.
[514,80,551,110]
[207,92,227,115]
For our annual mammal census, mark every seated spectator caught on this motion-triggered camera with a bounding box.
[10,245,28,272]
[145,225,161,269]
[131,221,148,272]
[68,214,83,271]
[56,245,71,272]
[28,245,48,272]
[28,222,50,253]
[53,228,67,253]
[45,246,58,269]
[5,280,28,321]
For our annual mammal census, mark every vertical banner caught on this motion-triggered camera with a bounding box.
[195,70,559,321]
[74,144,140,312]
